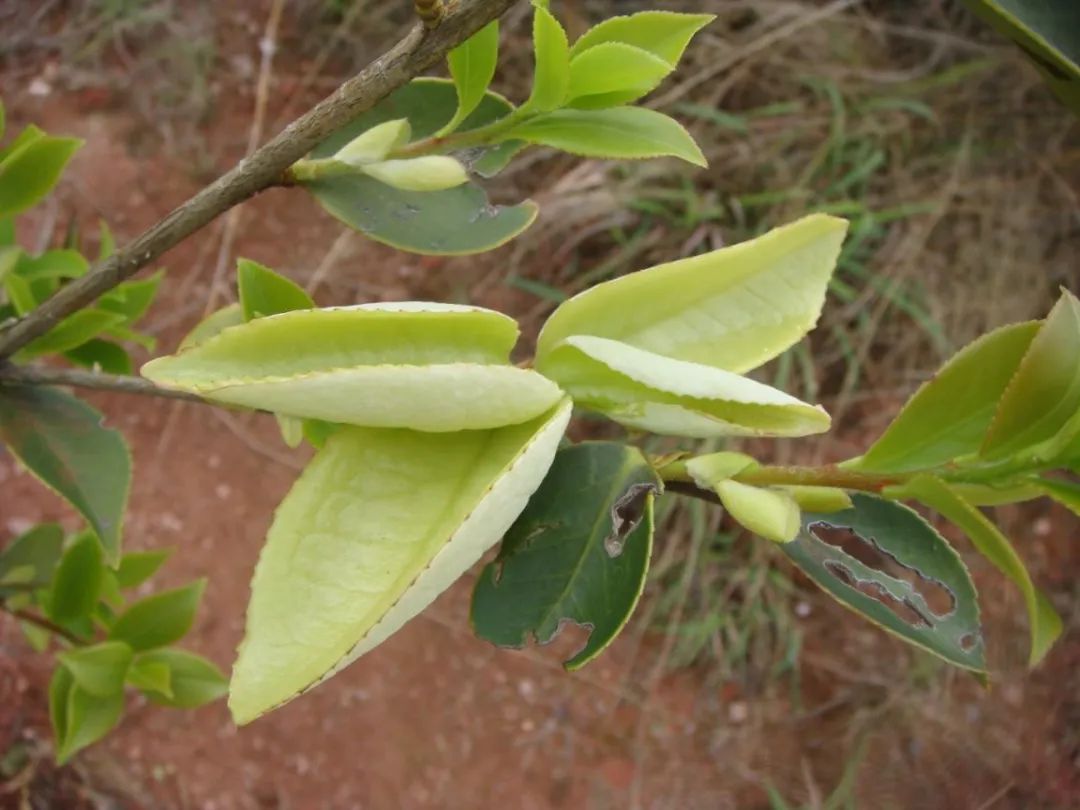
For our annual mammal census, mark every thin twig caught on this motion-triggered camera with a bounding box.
[0,363,206,404]
[0,0,520,359]
[2,605,81,645]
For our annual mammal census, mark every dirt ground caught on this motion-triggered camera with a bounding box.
[1,2,1079,808]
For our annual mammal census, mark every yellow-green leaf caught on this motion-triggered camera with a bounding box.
[442,20,500,135]
[565,42,672,109]
[715,480,801,543]
[525,3,570,112]
[569,11,715,64]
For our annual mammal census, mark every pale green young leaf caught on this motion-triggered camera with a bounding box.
[97,220,115,261]
[109,580,206,651]
[143,304,562,432]
[126,657,173,697]
[525,4,570,112]
[0,387,130,562]
[780,485,853,513]
[359,155,468,192]
[536,214,847,371]
[0,523,63,597]
[135,649,227,708]
[982,291,1080,459]
[48,532,104,625]
[275,414,304,448]
[333,119,411,165]
[854,321,1040,472]
[57,685,124,764]
[685,451,757,488]
[12,249,88,282]
[237,258,314,321]
[471,442,660,669]
[58,641,133,698]
[715,480,801,543]
[900,474,1062,666]
[115,549,172,589]
[1036,478,1080,518]
[505,107,706,166]
[229,399,571,724]
[442,20,500,136]
[949,480,1043,506]
[179,303,244,350]
[785,493,986,673]
[3,271,36,314]
[0,135,82,218]
[538,335,829,438]
[569,11,715,64]
[565,42,672,109]
[14,308,126,361]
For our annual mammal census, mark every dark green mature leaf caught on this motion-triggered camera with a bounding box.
[784,493,986,672]
[505,107,706,166]
[58,641,133,698]
[109,580,205,651]
[471,442,661,670]
[237,259,314,321]
[126,657,173,697]
[982,291,1080,460]
[854,321,1039,472]
[134,649,227,708]
[97,270,164,323]
[47,532,104,625]
[0,134,82,218]
[115,549,172,589]
[444,20,500,135]
[64,339,134,375]
[960,0,1080,114]
[901,474,1061,666]
[0,523,64,596]
[0,386,130,562]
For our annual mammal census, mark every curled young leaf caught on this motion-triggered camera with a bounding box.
[538,335,829,438]
[143,304,563,432]
[536,214,848,373]
[471,442,660,669]
[333,119,412,166]
[715,480,801,543]
[359,155,469,192]
[179,303,244,350]
[229,399,572,724]
[685,451,757,488]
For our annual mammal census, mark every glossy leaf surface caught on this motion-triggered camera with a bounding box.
[471,442,660,669]
[525,4,570,112]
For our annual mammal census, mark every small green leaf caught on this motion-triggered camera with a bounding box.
[229,399,571,724]
[48,532,105,625]
[64,340,133,375]
[134,649,227,708]
[0,523,64,597]
[333,119,411,165]
[538,335,829,438]
[565,43,672,109]
[525,4,570,112]
[899,474,1061,666]
[237,258,314,321]
[982,291,1080,459]
[109,580,206,651]
[143,303,562,432]
[358,155,468,192]
[569,11,715,65]
[505,107,706,167]
[472,442,659,669]
[443,21,500,135]
[536,214,848,372]
[15,308,126,360]
[275,414,304,448]
[48,665,74,756]
[12,249,88,282]
[97,270,163,324]
[0,134,82,218]
[97,220,115,261]
[115,549,172,589]
[0,386,130,562]
[781,486,853,513]
[1038,477,1080,518]
[0,124,44,163]
[854,321,1040,472]
[179,303,244,350]
[685,451,757,487]
[784,493,986,672]
[56,684,124,764]
[126,657,173,697]
[58,641,133,698]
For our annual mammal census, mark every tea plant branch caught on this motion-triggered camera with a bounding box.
[1,605,81,646]
[0,0,519,360]
[0,362,207,404]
